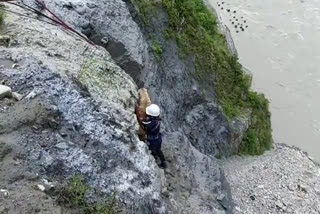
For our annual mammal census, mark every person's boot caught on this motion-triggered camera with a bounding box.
[159,161,167,169]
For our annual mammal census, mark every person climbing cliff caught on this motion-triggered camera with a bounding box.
[142,104,167,169]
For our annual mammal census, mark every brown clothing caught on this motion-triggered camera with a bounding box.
[135,88,151,141]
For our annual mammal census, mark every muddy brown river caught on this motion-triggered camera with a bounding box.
[208,0,320,160]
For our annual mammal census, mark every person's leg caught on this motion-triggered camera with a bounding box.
[148,142,158,160]
[156,147,165,163]
[155,142,166,168]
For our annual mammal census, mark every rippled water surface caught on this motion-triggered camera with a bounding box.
[208,0,320,160]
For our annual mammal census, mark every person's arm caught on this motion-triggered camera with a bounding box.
[142,118,152,131]
[143,119,160,134]
[150,120,160,133]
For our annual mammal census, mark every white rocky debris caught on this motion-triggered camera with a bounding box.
[0,189,9,198]
[223,144,320,214]
[25,91,37,99]
[54,143,69,150]
[11,92,23,101]
[42,179,55,189]
[36,184,46,192]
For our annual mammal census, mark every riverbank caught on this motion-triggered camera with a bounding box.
[223,144,320,213]
[208,0,320,161]
[207,1,320,213]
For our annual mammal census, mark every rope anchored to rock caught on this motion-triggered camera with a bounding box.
[0,0,96,46]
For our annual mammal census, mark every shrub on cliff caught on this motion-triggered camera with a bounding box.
[151,42,163,60]
[241,92,272,155]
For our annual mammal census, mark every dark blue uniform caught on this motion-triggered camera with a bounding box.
[142,116,165,166]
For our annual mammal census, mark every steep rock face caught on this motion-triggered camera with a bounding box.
[162,132,233,213]
[0,6,166,213]
[23,0,147,80]
[19,0,236,212]
[135,10,234,211]
[183,103,231,157]
[3,0,237,213]
[129,3,235,158]
[25,0,234,156]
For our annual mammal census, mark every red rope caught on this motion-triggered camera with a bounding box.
[34,0,96,46]
[1,0,96,47]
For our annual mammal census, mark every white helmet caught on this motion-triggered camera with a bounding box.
[146,104,160,117]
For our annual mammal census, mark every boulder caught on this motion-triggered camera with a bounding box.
[0,189,9,198]
[0,85,11,100]
[0,36,10,47]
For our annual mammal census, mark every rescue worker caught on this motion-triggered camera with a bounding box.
[142,104,167,169]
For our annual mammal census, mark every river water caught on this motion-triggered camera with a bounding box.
[208,0,320,160]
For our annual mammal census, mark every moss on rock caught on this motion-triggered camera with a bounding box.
[79,57,138,111]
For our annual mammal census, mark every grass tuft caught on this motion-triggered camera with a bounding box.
[58,176,120,214]
[151,42,163,60]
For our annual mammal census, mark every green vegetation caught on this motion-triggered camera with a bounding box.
[162,0,247,116]
[0,7,5,26]
[151,42,163,60]
[131,0,272,155]
[58,176,120,214]
[240,92,272,154]
[130,0,157,25]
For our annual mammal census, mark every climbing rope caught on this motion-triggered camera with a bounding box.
[0,0,96,46]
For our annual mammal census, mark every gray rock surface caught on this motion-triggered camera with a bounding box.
[223,144,320,214]
[17,0,236,212]
[163,131,234,213]
[0,0,241,213]
[183,103,232,157]
[229,116,250,154]
[0,5,163,213]
[131,5,235,212]
[22,0,147,80]
[1,1,314,214]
